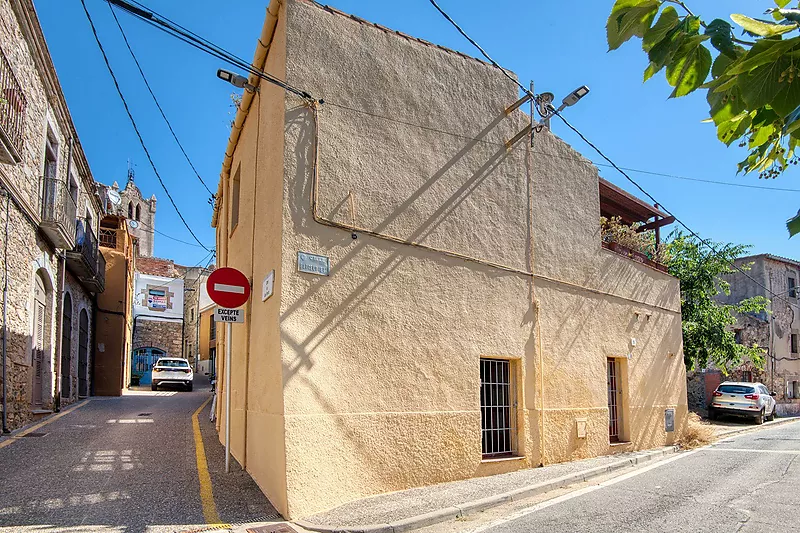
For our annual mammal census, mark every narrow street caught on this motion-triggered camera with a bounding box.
[420,421,800,533]
[0,376,279,533]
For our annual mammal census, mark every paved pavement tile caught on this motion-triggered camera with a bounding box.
[304,449,672,527]
[0,376,280,532]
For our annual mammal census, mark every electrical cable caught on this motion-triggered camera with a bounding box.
[426,0,794,309]
[107,3,214,198]
[428,0,531,97]
[134,218,212,249]
[105,0,795,312]
[106,0,313,100]
[104,1,800,196]
[79,0,211,253]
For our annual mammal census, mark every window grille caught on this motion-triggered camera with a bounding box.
[480,358,515,457]
[0,46,27,162]
[209,314,216,341]
[608,358,620,442]
[99,228,117,249]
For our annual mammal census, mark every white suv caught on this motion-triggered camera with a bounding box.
[151,357,194,391]
[709,381,777,424]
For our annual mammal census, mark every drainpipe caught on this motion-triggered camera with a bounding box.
[2,189,10,433]
[53,252,66,412]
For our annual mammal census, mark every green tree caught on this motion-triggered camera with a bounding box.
[606,0,800,235]
[665,233,770,371]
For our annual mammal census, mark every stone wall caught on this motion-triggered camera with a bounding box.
[133,318,182,357]
[0,193,59,429]
[0,0,101,430]
[63,272,93,402]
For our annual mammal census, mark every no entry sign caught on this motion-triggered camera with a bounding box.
[207,267,251,309]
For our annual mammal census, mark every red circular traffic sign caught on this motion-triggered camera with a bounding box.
[207,267,251,308]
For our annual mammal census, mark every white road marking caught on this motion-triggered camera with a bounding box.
[704,447,800,454]
[466,451,699,533]
[213,283,244,294]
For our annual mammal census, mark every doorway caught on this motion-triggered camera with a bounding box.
[61,293,72,398]
[132,347,165,385]
[78,309,89,397]
[32,275,47,408]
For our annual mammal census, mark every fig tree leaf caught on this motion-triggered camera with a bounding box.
[730,13,798,37]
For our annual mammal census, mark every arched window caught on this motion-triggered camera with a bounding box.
[135,204,141,221]
[128,202,133,219]
[61,293,73,398]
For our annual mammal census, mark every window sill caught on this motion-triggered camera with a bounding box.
[609,441,632,448]
[481,455,525,464]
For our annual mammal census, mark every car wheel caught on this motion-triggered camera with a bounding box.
[755,408,764,425]
[767,404,776,421]
[151,383,158,391]
[186,382,193,392]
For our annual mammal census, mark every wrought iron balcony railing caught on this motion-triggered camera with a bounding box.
[0,46,27,163]
[40,177,77,249]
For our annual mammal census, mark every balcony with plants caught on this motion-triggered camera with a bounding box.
[599,178,674,274]
[601,216,669,273]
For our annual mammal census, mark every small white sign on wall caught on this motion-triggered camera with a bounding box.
[262,270,275,302]
[297,252,330,276]
[215,307,245,323]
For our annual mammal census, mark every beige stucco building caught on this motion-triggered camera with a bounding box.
[211,0,687,519]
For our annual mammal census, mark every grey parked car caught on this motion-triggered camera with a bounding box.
[709,381,777,424]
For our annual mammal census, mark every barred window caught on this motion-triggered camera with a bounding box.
[480,358,516,458]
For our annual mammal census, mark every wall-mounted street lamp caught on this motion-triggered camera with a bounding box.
[536,85,590,128]
[216,69,258,93]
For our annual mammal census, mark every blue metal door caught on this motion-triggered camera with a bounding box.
[132,348,165,385]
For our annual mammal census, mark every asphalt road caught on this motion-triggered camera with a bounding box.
[0,375,279,533]
[455,421,800,533]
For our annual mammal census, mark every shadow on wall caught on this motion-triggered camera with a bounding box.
[277,103,534,495]
[281,104,527,383]
[1,329,35,430]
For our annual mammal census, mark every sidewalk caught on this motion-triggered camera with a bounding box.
[295,446,679,533]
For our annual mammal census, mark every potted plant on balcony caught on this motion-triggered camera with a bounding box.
[600,216,669,271]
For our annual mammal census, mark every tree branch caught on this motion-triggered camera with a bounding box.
[665,0,705,27]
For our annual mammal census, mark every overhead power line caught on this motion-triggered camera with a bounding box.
[428,0,795,312]
[428,0,531,97]
[597,164,800,193]
[107,3,214,197]
[106,0,313,100]
[79,0,211,253]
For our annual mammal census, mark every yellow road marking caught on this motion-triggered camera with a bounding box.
[193,395,227,527]
[0,400,90,450]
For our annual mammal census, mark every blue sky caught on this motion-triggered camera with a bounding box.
[33,0,799,266]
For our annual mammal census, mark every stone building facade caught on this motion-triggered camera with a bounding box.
[100,170,156,258]
[715,253,800,415]
[130,257,185,383]
[182,265,212,366]
[0,0,104,430]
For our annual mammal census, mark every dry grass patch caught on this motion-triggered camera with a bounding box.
[677,412,717,449]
